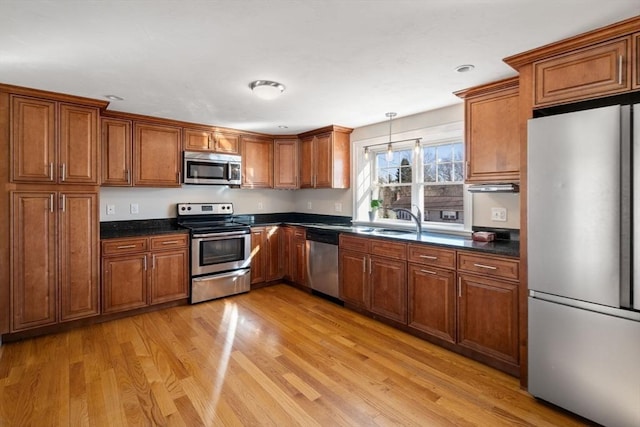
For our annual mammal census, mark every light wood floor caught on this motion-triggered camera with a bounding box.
[0,284,590,426]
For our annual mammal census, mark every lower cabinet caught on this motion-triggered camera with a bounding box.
[250,226,282,285]
[282,226,307,286]
[101,233,188,313]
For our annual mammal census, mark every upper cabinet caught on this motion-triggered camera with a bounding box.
[634,32,640,89]
[133,122,182,187]
[183,128,240,154]
[101,117,132,186]
[533,37,631,107]
[11,95,100,185]
[241,135,273,188]
[455,77,520,183]
[298,125,352,189]
[274,137,298,189]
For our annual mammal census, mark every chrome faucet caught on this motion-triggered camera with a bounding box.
[392,205,422,235]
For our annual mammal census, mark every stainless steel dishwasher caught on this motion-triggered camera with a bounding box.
[306,228,341,302]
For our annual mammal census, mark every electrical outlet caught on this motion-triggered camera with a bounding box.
[307,202,312,210]
[106,204,115,215]
[334,202,342,212]
[257,201,264,210]
[130,203,139,214]
[491,207,507,222]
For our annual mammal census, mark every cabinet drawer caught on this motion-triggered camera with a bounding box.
[102,237,148,255]
[339,235,369,253]
[150,233,188,250]
[407,244,455,269]
[457,252,519,281]
[370,239,406,260]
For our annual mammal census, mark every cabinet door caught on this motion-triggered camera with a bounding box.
[465,84,520,183]
[274,138,298,189]
[58,103,99,184]
[150,249,189,304]
[59,192,99,321]
[634,33,640,89]
[265,226,282,281]
[10,96,56,183]
[408,263,456,343]
[11,192,57,330]
[101,118,132,186]
[250,228,266,284]
[292,235,307,286]
[214,132,240,154]
[369,255,407,323]
[133,122,182,187]
[339,249,368,308]
[183,128,213,151]
[299,136,314,188]
[313,132,332,188]
[457,273,519,365]
[242,136,273,188]
[102,254,148,313]
[281,227,293,281]
[533,37,631,107]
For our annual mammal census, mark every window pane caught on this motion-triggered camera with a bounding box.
[453,162,464,181]
[437,144,452,162]
[377,186,411,219]
[424,164,436,182]
[423,184,464,224]
[424,146,436,163]
[453,143,464,161]
[437,162,452,182]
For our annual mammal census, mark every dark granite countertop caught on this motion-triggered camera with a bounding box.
[100,219,187,239]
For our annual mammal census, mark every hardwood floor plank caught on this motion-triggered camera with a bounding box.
[0,284,593,426]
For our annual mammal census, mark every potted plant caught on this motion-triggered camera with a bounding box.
[369,199,382,221]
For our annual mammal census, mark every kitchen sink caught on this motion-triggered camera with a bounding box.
[372,228,414,236]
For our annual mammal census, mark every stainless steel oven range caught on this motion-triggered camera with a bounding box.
[177,202,251,303]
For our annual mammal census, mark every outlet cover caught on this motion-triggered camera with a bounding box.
[106,204,115,215]
[491,207,507,222]
[257,201,264,210]
[130,203,139,214]
[307,202,312,210]
[334,202,342,212]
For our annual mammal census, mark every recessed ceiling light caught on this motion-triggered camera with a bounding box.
[105,94,124,101]
[454,64,475,73]
[249,80,285,100]
[278,125,288,129]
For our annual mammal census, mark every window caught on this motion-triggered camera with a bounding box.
[355,121,469,232]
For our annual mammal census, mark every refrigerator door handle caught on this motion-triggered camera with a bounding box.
[633,103,640,310]
[620,105,632,309]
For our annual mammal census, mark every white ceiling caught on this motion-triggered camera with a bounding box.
[1,1,638,134]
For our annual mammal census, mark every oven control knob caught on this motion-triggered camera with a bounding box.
[187,206,192,211]
[180,206,186,211]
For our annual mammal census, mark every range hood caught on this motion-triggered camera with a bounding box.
[468,183,519,193]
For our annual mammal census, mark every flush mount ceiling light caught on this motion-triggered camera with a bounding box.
[104,94,124,101]
[249,80,285,100]
[454,64,475,73]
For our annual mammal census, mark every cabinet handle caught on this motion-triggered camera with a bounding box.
[208,134,212,149]
[458,276,462,298]
[368,257,372,275]
[152,254,156,269]
[125,169,130,184]
[420,269,437,275]
[60,194,65,212]
[177,171,181,183]
[362,257,366,273]
[465,161,470,179]
[117,244,136,249]
[419,255,438,260]
[473,263,497,270]
[49,194,54,213]
[161,241,178,245]
[618,55,623,85]
[49,162,54,180]
[143,255,147,271]
[61,163,66,182]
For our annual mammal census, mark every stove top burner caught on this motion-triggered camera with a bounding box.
[176,202,249,235]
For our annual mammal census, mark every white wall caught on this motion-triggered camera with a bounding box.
[472,193,520,229]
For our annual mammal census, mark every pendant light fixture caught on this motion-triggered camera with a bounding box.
[386,112,396,161]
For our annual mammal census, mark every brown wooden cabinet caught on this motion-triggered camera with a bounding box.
[298,126,352,189]
[274,137,298,189]
[101,233,188,313]
[250,226,283,285]
[183,128,240,154]
[633,33,640,89]
[11,96,99,184]
[455,77,520,183]
[533,37,631,107]
[407,244,457,343]
[101,117,132,185]
[241,135,273,188]
[456,251,520,370]
[11,191,99,331]
[281,226,306,286]
[339,235,407,323]
[133,122,182,187]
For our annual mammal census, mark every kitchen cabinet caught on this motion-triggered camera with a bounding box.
[533,37,631,107]
[101,233,188,313]
[183,128,240,154]
[101,117,132,185]
[250,226,283,285]
[454,77,520,183]
[339,235,407,323]
[457,252,520,368]
[11,191,99,331]
[133,122,182,187]
[274,137,298,189]
[634,33,640,89]
[298,126,352,189]
[407,244,456,344]
[11,95,99,184]
[281,226,306,286]
[241,135,273,188]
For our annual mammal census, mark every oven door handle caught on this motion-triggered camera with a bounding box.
[193,231,249,239]
[192,268,250,281]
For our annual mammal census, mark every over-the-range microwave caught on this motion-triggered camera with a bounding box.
[183,151,242,186]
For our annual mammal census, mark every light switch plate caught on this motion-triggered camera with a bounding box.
[130,203,139,214]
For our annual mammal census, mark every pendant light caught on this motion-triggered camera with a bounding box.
[385,112,396,161]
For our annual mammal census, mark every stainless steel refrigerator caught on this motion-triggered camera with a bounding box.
[528,104,640,427]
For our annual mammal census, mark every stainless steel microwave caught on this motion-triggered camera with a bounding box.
[183,151,242,186]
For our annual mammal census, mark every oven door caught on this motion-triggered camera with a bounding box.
[191,231,251,276]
